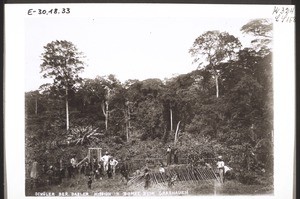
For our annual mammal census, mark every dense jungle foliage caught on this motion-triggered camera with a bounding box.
[25,19,273,186]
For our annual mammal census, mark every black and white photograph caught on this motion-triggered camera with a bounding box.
[4,3,295,199]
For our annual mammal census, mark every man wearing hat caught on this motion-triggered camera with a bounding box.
[216,156,225,183]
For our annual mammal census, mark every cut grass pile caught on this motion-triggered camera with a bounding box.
[26,173,273,196]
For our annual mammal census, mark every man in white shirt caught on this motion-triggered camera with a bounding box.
[100,151,111,173]
[109,157,119,178]
[70,157,76,167]
[159,164,165,173]
[216,156,225,183]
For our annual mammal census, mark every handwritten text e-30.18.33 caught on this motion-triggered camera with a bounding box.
[28,8,70,15]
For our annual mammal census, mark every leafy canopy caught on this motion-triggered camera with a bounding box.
[40,40,85,89]
[189,31,242,68]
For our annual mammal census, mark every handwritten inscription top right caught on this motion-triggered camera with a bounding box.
[272,6,295,23]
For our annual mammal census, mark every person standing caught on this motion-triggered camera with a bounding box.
[30,159,38,189]
[70,156,77,177]
[173,148,179,164]
[46,165,54,186]
[166,145,172,166]
[216,156,225,183]
[97,162,103,179]
[107,160,113,179]
[109,157,118,179]
[70,156,77,168]
[120,157,130,184]
[92,156,97,171]
[159,164,165,173]
[144,168,151,189]
[87,176,92,189]
[84,161,89,176]
[100,151,111,174]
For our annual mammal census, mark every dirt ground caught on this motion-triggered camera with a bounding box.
[26,172,273,197]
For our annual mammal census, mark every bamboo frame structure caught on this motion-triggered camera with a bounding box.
[87,147,102,163]
[128,166,221,186]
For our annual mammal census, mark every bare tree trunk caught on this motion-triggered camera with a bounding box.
[170,108,173,132]
[105,101,108,130]
[126,104,131,142]
[128,104,131,129]
[247,154,250,171]
[124,107,129,142]
[102,102,109,131]
[66,88,69,130]
[35,98,38,115]
[215,73,219,98]
[174,121,181,144]
[126,121,129,142]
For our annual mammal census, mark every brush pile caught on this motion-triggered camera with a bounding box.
[128,164,220,187]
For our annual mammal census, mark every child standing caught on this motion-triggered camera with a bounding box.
[144,168,150,189]
[120,158,129,184]
[107,160,112,179]
[87,176,92,189]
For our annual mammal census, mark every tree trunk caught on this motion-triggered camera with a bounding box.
[126,104,131,142]
[174,121,181,144]
[35,98,38,115]
[128,105,131,129]
[66,88,69,130]
[105,101,108,130]
[101,102,109,131]
[247,154,250,171]
[124,107,129,142]
[126,121,129,142]
[170,108,173,132]
[215,73,219,98]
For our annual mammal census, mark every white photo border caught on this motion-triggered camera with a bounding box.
[4,3,295,199]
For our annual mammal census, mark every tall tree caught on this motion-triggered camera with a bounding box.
[241,19,272,56]
[40,40,85,130]
[101,75,121,131]
[79,75,121,131]
[189,31,241,98]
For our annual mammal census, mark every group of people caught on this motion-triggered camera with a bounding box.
[29,148,232,191]
[28,151,124,189]
[67,151,120,181]
[216,155,232,183]
[86,151,132,189]
[99,151,119,179]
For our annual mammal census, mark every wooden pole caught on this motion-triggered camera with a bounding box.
[174,121,181,144]
[211,168,221,183]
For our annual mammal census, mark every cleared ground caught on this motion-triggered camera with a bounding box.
[26,173,273,196]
